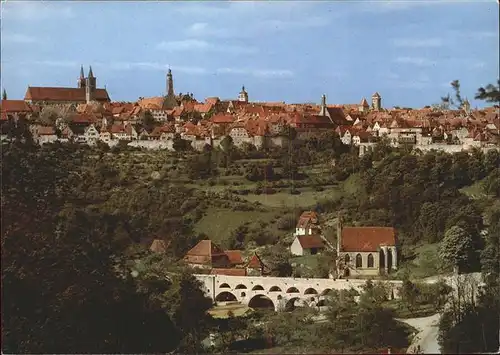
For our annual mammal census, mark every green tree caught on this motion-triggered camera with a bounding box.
[400,278,419,313]
[475,80,500,105]
[172,133,190,151]
[440,79,464,109]
[439,226,476,273]
[141,109,157,131]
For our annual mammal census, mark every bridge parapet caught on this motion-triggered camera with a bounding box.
[194,274,402,310]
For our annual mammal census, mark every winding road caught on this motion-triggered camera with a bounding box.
[399,313,441,354]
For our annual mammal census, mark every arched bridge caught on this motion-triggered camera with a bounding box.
[195,274,403,312]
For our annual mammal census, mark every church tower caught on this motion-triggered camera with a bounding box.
[319,94,327,116]
[163,69,177,109]
[238,85,248,102]
[85,66,96,103]
[78,65,86,88]
[167,69,174,97]
[371,92,382,111]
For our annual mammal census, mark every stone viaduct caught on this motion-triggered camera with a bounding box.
[195,274,403,311]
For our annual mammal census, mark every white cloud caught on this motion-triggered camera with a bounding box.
[392,38,443,48]
[2,1,75,21]
[29,60,79,68]
[2,33,38,44]
[22,60,208,75]
[156,39,258,54]
[393,56,437,67]
[99,62,208,75]
[185,16,329,39]
[216,67,294,79]
[362,1,449,13]
[466,31,497,40]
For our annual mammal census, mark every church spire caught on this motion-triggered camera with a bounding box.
[2,88,7,100]
[88,65,94,78]
[166,69,174,97]
[80,65,85,79]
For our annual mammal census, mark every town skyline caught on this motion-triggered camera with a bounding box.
[2,1,499,108]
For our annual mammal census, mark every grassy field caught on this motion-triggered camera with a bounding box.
[209,303,252,318]
[395,243,441,280]
[460,180,487,199]
[290,255,320,269]
[193,207,283,248]
[238,186,342,208]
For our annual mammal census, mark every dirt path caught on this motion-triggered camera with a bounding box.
[398,313,441,354]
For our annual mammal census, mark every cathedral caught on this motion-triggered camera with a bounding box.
[24,66,111,105]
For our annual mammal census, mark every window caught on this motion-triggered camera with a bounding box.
[344,254,350,264]
[367,253,374,268]
[355,254,362,268]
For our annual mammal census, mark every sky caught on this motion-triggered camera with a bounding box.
[1,0,499,108]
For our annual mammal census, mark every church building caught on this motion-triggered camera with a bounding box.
[24,66,110,105]
[336,216,398,278]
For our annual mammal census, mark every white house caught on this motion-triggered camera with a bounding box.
[290,235,326,256]
[294,211,321,237]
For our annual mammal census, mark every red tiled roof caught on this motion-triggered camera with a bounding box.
[138,97,164,109]
[341,227,396,252]
[69,113,97,124]
[246,254,264,269]
[297,235,325,249]
[37,126,56,135]
[25,87,110,102]
[1,99,32,113]
[205,97,220,105]
[212,113,235,124]
[224,250,244,265]
[194,102,214,113]
[210,268,247,276]
[150,239,170,253]
[186,240,226,257]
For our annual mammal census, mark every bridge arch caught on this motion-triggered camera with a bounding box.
[320,288,332,296]
[284,297,307,311]
[248,294,275,310]
[269,286,282,292]
[317,298,330,307]
[252,285,265,291]
[219,283,231,289]
[304,287,318,295]
[215,291,237,302]
[286,287,300,293]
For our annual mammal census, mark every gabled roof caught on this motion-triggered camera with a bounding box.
[246,253,265,269]
[297,235,325,249]
[341,227,396,252]
[212,113,235,124]
[185,240,226,258]
[25,87,110,102]
[224,250,244,265]
[150,239,170,253]
[1,99,32,113]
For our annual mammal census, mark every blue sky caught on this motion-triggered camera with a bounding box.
[1,1,498,108]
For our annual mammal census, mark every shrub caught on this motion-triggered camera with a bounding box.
[277,215,297,230]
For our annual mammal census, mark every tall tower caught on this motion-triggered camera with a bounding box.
[167,69,174,97]
[319,94,327,116]
[462,97,471,115]
[78,65,86,88]
[371,92,382,111]
[238,85,248,102]
[86,66,96,103]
